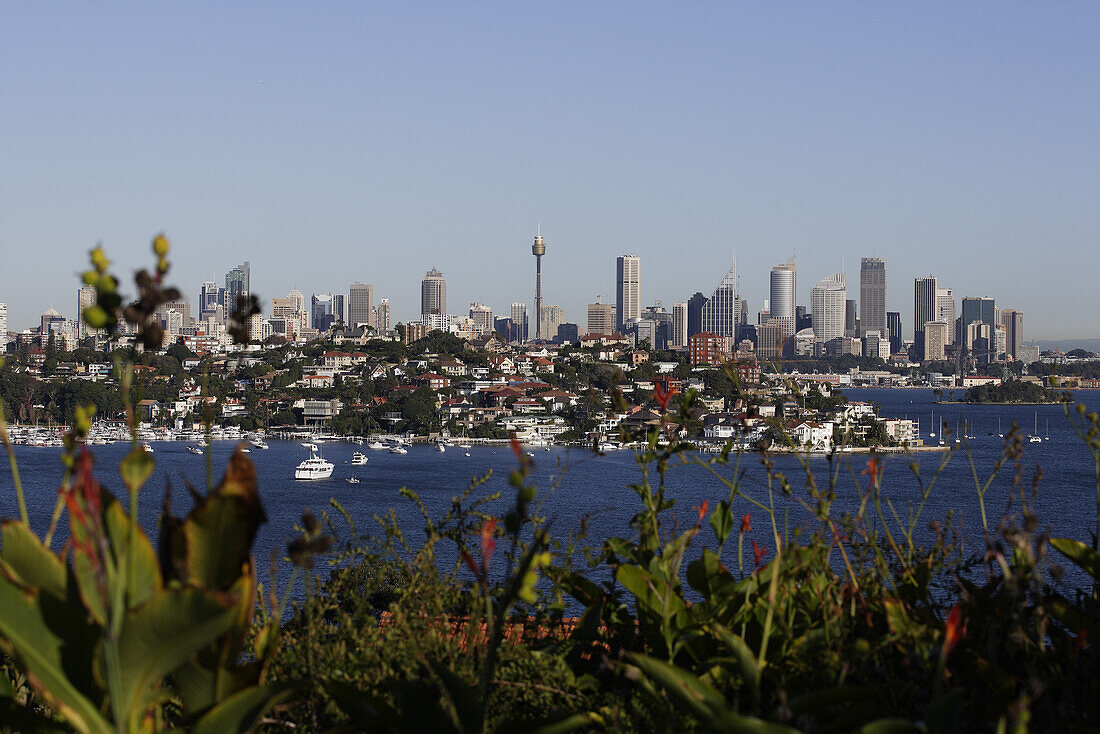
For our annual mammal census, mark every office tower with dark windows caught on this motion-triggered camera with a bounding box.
[913,276,937,354]
[887,311,902,354]
[224,262,250,313]
[687,292,707,338]
[859,257,886,337]
[701,259,738,340]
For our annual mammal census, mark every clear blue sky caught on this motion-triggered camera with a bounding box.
[2,2,1097,339]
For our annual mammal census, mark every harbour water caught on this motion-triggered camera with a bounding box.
[2,389,1099,590]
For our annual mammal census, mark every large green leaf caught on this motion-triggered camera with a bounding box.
[627,653,798,733]
[102,494,161,607]
[0,520,67,601]
[189,683,296,734]
[119,447,154,496]
[0,574,111,734]
[617,565,686,620]
[111,588,239,724]
[1051,537,1100,580]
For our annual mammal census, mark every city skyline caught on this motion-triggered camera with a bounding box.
[2,4,1098,338]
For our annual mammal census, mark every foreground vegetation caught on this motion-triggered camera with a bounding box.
[1,237,1099,732]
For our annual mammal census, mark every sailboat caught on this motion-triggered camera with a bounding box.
[929,407,936,439]
[1045,419,1050,441]
[1028,412,1042,443]
[998,418,1003,439]
[954,419,961,445]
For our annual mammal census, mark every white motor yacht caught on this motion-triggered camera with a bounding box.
[141,442,154,454]
[346,477,362,484]
[187,445,204,455]
[295,448,334,480]
[389,444,408,455]
[368,440,387,450]
[435,443,446,453]
[351,452,368,465]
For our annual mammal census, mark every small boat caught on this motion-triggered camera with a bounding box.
[250,439,269,450]
[301,442,317,450]
[240,447,251,453]
[464,450,471,457]
[346,477,362,484]
[295,447,334,480]
[187,445,204,455]
[545,446,551,451]
[435,443,446,453]
[351,452,368,465]
[998,418,1003,438]
[389,444,408,455]
[141,442,154,453]
[368,440,387,450]
[1045,419,1050,441]
[1028,412,1042,443]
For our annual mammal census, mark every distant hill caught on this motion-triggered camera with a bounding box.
[1033,338,1100,354]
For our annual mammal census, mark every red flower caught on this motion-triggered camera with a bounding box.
[509,435,523,459]
[654,382,678,411]
[740,513,752,536]
[694,500,709,525]
[752,540,768,571]
[943,604,966,659]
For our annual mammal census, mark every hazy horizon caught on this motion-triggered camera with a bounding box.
[2,3,1097,340]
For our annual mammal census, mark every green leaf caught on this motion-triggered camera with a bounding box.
[190,683,296,734]
[710,624,760,708]
[119,447,154,495]
[102,496,161,607]
[710,500,734,547]
[855,719,923,734]
[0,574,112,734]
[111,588,239,724]
[0,520,67,601]
[617,565,686,619]
[1051,537,1100,580]
[687,549,736,602]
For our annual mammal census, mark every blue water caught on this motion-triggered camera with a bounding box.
[3,390,1099,595]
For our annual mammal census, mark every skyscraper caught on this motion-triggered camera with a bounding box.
[768,257,796,350]
[961,297,996,354]
[701,258,738,339]
[1000,309,1023,360]
[923,322,949,362]
[587,303,616,335]
[531,230,547,339]
[887,311,902,354]
[913,277,938,353]
[224,262,250,314]
[811,274,846,343]
[77,285,97,340]
[844,299,859,338]
[332,294,346,325]
[511,303,528,342]
[349,283,374,329]
[615,255,641,331]
[311,294,334,332]
[539,305,564,342]
[936,288,955,344]
[0,303,7,347]
[421,268,446,318]
[859,257,886,337]
[687,292,707,339]
[199,281,223,320]
[374,299,391,335]
[672,303,688,349]
[469,303,494,336]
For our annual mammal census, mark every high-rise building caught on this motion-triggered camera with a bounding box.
[224,262,250,314]
[923,322,949,362]
[421,268,446,318]
[859,257,886,337]
[936,288,955,345]
[811,274,847,343]
[349,283,374,329]
[469,303,494,336]
[672,303,688,349]
[510,303,528,342]
[913,277,938,353]
[701,259,738,339]
[961,296,996,358]
[768,257,797,350]
[887,311,902,355]
[844,299,859,338]
[1000,309,1023,361]
[332,294,347,326]
[795,305,812,332]
[556,323,579,344]
[311,294,334,332]
[687,292,707,339]
[587,303,616,335]
[538,305,564,342]
[0,303,7,348]
[77,285,97,340]
[374,299,391,335]
[616,255,641,331]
